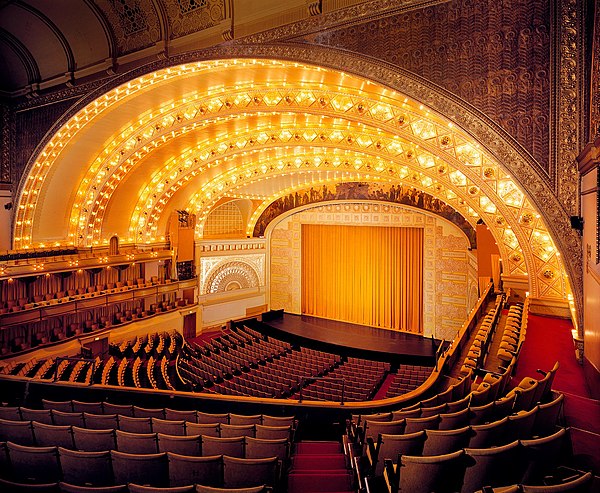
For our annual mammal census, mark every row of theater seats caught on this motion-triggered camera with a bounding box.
[1,298,186,357]
[1,401,297,427]
[0,479,272,493]
[0,417,294,446]
[460,294,506,376]
[384,364,433,398]
[291,357,390,402]
[381,433,592,493]
[180,326,348,398]
[497,301,529,368]
[0,277,174,314]
[0,442,281,491]
[345,362,577,493]
[0,401,298,491]
[0,247,77,262]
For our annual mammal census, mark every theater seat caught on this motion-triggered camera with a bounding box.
[110,450,169,488]
[222,455,279,489]
[58,483,128,493]
[166,452,223,487]
[128,484,195,493]
[6,442,61,483]
[58,448,113,487]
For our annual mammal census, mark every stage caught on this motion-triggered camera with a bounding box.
[255,312,438,366]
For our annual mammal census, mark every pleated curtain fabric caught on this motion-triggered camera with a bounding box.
[301,224,423,333]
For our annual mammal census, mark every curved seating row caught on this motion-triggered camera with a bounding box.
[0,442,280,491]
[0,418,293,449]
[1,403,296,427]
[381,428,590,493]
[0,479,272,493]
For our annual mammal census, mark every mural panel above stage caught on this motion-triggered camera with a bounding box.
[253,182,477,249]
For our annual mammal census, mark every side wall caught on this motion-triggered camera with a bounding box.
[267,201,477,341]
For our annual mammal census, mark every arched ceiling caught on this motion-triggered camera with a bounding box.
[14,57,572,306]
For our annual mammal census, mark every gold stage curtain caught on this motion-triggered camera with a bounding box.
[301,224,423,333]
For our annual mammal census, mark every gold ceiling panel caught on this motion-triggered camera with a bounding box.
[14,58,570,303]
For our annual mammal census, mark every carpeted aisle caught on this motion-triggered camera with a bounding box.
[512,314,591,397]
[287,441,354,493]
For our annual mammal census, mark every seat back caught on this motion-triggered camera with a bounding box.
[506,407,538,442]
[110,450,169,487]
[6,442,61,483]
[364,419,406,441]
[446,395,471,414]
[469,400,495,425]
[19,407,53,425]
[521,427,569,485]
[399,449,466,493]
[51,410,85,428]
[197,412,229,425]
[245,437,289,462]
[32,422,74,449]
[229,414,262,426]
[157,433,202,456]
[439,407,471,430]
[152,418,185,436]
[133,406,165,419]
[371,431,426,477]
[72,426,116,452]
[221,424,255,438]
[186,422,220,437]
[255,425,291,440]
[223,455,278,489]
[118,415,152,433]
[462,440,524,493]
[202,436,245,458]
[58,447,113,486]
[404,414,440,434]
[103,403,134,417]
[533,393,564,437]
[42,399,73,412]
[165,409,197,422]
[167,452,223,487]
[469,416,509,448]
[115,430,158,454]
[72,401,104,414]
[422,426,473,456]
[0,406,21,420]
[83,413,118,430]
[261,415,295,428]
[129,484,194,493]
[0,418,35,445]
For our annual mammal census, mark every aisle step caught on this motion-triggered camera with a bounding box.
[291,453,347,469]
[288,471,353,492]
[288,441,353,493]
[294,440,342,455]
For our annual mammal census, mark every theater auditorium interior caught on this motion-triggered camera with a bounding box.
[0,1,599,492]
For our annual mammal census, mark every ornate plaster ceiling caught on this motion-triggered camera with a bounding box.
[14,58,572,306]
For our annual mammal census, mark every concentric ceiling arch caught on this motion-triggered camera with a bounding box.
[13,43,580,316]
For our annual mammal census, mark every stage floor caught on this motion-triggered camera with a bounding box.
[259,312,437,363]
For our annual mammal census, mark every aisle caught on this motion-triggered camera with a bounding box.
[287,441,354,493]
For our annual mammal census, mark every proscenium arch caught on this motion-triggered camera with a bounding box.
[13,44,580,322]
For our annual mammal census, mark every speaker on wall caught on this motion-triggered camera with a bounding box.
[570,215,584,232]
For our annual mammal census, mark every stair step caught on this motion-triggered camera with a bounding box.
[288,471,353,493]
[295,441,342,455]
[292,454,347,470]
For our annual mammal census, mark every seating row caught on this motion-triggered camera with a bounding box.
[0,478,272,493]
[0,419,292,449]
[0,442,280,490]
[381,430,590,493]
[1,403,296,428]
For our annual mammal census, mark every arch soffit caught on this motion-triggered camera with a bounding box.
[14,44,576,305]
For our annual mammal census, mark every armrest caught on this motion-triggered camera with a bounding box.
[383,459,399,493]
[365,436,377,470]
